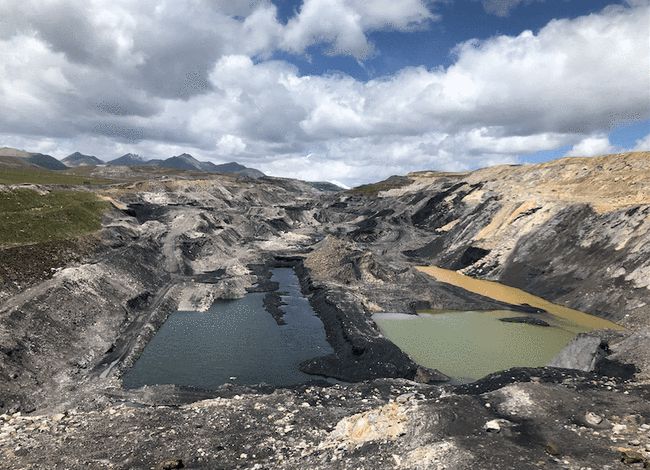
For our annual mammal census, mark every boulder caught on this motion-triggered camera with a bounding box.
[484,420,501,433]
[585,411,603,426]
[414,366,450,384]
[158,459,184,470]
[548,333,607,371]
[620,449,644,464]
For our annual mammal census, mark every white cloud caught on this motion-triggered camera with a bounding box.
[259,131,521,184]
[217,135,247,155]
[0,1,648,185]
[633,133,650,151]
[565,135,615,157]
[281,0,434,58]
[481,0,544,17]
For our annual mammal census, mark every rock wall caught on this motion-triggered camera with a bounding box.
[320,152,650,328]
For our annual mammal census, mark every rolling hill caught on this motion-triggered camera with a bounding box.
[0,147,67,171]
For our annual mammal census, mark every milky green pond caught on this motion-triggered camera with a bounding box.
[373,310,589,382]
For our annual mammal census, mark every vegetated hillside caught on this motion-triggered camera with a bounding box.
[0,189,109,245]
[0,184,111,302]
[0,155,40,169]
[0,147,67,171]
[0,167,112,185]
[347,175,413,196]
[24,153,68,170]
[0,147,32,158]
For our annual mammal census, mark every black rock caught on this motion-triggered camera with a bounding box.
[499,317,550,327]
[414,366,450,384]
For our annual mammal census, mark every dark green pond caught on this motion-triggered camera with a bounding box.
[122,268,333,389]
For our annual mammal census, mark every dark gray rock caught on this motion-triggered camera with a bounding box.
[548,334,607,371]
[499,317,550,326]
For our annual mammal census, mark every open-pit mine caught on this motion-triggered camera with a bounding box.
[1,152,650,469]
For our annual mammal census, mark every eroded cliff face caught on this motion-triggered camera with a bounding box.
[1,153,649,468]
[317,152,650,327]
[309,152,650,384]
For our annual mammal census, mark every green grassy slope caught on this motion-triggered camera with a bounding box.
[0,189,109,245]
[347,175,413,196]
[0,167,112,185]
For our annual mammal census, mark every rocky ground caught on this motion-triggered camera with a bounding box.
[0,152,649,468]
[2,371,650,469]
[0,235,100,303]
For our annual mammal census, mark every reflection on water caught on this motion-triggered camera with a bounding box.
[122,268,333,389]
[374,310,585,381]
[416,266,623,331]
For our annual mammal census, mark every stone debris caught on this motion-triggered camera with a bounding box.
[158,459,184,469]
[484,419,502,433]
[325,401,408,447]
[585,411,603,426]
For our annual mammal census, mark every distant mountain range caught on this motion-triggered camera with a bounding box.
[106,153,160,167]
[0,147,266,179]
[105,152,266,178]
[0,147,343,190]
[149,153,265,178]
[62,152,104,167]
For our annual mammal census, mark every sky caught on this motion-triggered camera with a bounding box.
[0,0,648,186]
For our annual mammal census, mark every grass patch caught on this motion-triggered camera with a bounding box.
[0,167,112,185]
[347,175,412,196]
[0,189,110,245]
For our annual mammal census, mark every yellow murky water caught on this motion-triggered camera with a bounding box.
[416,266,623,331]
[374,310,582,380]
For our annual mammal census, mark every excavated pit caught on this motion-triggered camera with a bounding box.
[122,267,335,388]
